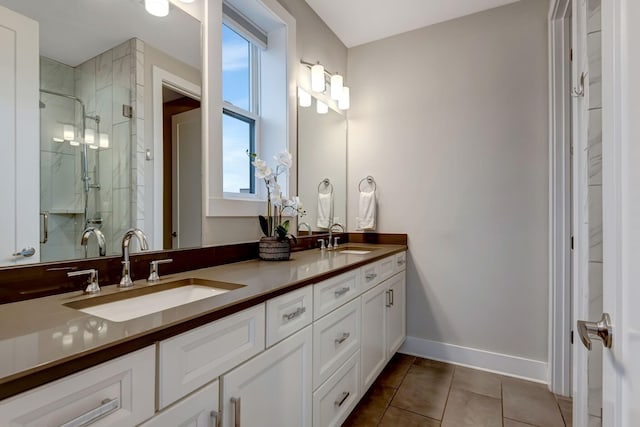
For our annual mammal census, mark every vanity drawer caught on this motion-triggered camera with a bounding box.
[313,298,361,389]
[0,346,155,427]
[266,285,313,347]
[158,304,265,409]
[312,350,361,427]
[313,269,361,320]
[361,255,395,292]
[393,251,407,274]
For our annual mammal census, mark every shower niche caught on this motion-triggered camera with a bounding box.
[39,40,139,261]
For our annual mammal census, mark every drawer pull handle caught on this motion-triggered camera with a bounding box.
[390,289,394,306]
[365,273,377,281]
[59,397,119,427]
[231,397,241,427]
[282,306,306,322]
[385,290,391,307]
[334,287,349,297]
[211,410,221,427]
[397,259,405,266]
[335,332,350,345]
[335,391,350,407]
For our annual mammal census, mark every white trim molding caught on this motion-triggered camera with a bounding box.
[400,336,548,383]
[547,0,573,397]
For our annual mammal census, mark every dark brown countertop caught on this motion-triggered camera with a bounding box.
[0,243,406,399]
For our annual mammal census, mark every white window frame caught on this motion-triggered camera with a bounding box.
[205,0,296,217]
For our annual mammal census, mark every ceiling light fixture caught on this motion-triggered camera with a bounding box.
[145,0,169,17]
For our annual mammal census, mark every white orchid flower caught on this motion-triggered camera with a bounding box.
[273,151,293,169]
[255,165,272,180]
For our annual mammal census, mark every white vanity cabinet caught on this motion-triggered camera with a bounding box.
[140,380,219,427]
[361,266,407,392]
[221,326,313,427]
[0,346,155,427]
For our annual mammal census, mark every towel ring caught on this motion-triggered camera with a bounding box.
[358,176,376,192]
[318,178,334,194]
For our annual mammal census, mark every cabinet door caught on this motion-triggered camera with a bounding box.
[221,326,312,427]
[141,380,219,427]
[386,271,406,358]
[360,282,387,392]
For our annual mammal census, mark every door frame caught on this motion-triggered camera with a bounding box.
[547,0,573,397]
[151,66,201,250]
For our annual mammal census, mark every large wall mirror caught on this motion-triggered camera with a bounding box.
[0,0,202,266]
[297,97,347,235]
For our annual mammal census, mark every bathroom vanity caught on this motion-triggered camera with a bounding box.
[0,244,406,427]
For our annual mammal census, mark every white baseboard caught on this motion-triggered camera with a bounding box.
[399,336,548,384]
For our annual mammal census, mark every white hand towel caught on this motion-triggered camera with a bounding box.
[317,192,332,229]
[357,190,376,231]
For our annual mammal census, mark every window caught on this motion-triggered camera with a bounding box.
[222,21,260,194]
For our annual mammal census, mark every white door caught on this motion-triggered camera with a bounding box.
[172,108,202,249]
[573,0,640,425]
[360,282,387,392]
[386,271,406,358]
[221,325,312,427]
[0,5,40,265]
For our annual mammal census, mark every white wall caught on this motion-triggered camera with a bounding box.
[347,0,550,369]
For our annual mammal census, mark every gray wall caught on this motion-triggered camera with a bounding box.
[346,0,550,362]
[202,0,347,246]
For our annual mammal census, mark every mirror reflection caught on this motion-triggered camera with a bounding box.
[0,0,201,265]
[297,99,347,235]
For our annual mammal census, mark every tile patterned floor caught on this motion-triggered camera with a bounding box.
[344,354,573,427]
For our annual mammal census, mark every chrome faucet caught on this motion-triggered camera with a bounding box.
[327,223,345,250]
[80,227,106,257]
[298,222,312,236]
[119,228,149,288]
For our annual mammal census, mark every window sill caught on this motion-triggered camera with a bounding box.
[207,196,266,217]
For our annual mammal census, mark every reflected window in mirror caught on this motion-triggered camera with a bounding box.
[222,20,260,195]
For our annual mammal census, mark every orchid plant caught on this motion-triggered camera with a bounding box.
[249,150,306,243]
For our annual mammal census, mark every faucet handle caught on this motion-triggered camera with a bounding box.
[334,237,340,249]
[68,269,100,294]
[317,239,326,250]
[148,258,173,282]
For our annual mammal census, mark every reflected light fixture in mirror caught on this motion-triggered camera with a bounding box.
[84,128,95,145]
[145,0,169,17]
[330,74,343,100]
[99,133,110,149]
[316,100,328,114]
[299,88,312,107]
[339,87,350,110]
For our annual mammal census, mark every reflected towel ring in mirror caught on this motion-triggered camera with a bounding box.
[358,176,376,192]
[318,178,334,195]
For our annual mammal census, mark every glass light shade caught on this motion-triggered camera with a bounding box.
[145,0,169,17]
[330,74,343,100]
[69,140,80,146]
[84,128,95,145]
[338,86,350,110]
[99,133,109,148]
[52,138,64,143]
[316,100,328,114]
[298,88,311,107]
[311,64,325,93]
[89,144,98,150]
[63,124,75,141]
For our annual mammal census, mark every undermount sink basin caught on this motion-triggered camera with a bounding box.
[64,278,245,322]
[337,246,375,255]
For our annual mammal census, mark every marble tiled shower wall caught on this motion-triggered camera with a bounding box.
[587,0,603,424]
[39,39,142,261]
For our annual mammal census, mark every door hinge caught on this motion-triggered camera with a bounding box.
[570,48,573,62]
[571,330,574,344]
[571,235,574,250]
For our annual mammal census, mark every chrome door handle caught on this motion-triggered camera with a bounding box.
[334,287,349,297]
[231,396,241,427]
[577,313,613,350]
[385,290,391,307]
[40,212,49,244]
[282,306,306,322]
[389,289,394,306]
[12,247,35,257]
[335,332,350,345]
[365,273,377,281]
[60,397,119,427]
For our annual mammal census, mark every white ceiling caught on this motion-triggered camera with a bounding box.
[304,0,520,48]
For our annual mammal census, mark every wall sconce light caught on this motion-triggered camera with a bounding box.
[311,63,325,93]
[330,74,343,101]
[99,133,110,149]
[84,128,95,145]
[298,88,312,107]
[316,100,328,114]
[338,87,350,110]
[53,124,76,143]
[145,0,169,17]
[301,60,350,111]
